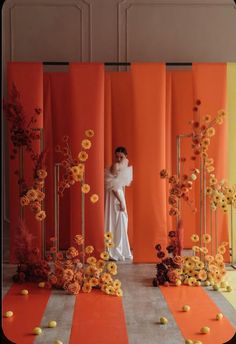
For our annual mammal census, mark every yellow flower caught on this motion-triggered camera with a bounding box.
[203,234,211,244]
[78,151,88,162]
[106,241,114,249]
[192,246,200,253]
[202,137,210,147]
[217,262,225,270]
[82,282,92,293]
[217,109,226,117]
[191,256,200,263]
[215,253,224,263]
[35,210,46,221]
[100,251,109,260]
[106,286,115,295]
[116,289,123,297]
[191,234,199,242]
[206,127,215,137]
[216,116,224,124]
[200,247,208,254]
[85,245,94,254]
[81,184,90,194]
[20,196,30,206]
[90,194,99,203]
[113,279,122,289]
[26,189,38,201]
[217,245,226,255]
[81,139,92,150]
[185,260,194,269]
[71,166,80,175]
[195,261,204,269]
[105,232,113,240]
[205,255,214,263]
[107,262,118,275]
[206,187,213,195]
[221,241,229,247]
[188,277,197,286]
[87,256,97,265]
[210,177,217,185]
[204,114,211,123]
[85,129,94,138]
[208,264,218,273]
[36,190,45,201]
[207,166,215,173]
[198,270,207,281]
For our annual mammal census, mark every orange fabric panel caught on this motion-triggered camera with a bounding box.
[104,73,113,169]
[105,71,134,248]
[43,72,71,249]
[170,71,197,248]
[7,62,43,262]
[161,285,235,343]
[2,282,51,343]
[69,290,128,344]
[69,63,105,253]
[131,63,168,262]
[192,64,229,260]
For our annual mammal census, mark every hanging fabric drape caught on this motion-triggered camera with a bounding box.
[104,71,134,247]
[69,63,105,253]
[43,72,71,250]
[192,63,229,260]
[131,63,168,262]
[7,62,43,262]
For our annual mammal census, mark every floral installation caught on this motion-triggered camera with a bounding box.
[56,130,99,204]
[43,232,122,296]
[19,151,47,221]
[206,180,236,213]
[153,232,228,287]
[3,84,47,221]
[160,167,199,217]
[12,220,50,283]
[3,84,42,160]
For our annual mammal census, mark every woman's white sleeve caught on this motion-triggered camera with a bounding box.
[105,166,133,191]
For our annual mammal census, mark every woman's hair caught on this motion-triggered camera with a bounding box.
[115,146,128,156]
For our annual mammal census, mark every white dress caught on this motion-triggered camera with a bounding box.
[104,159,133,261]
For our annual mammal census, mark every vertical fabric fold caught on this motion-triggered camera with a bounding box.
[226,63,236,263]
[69,63,105,253]
[131,63,167,262]
[192,63,229,260]
[7,62,43,262]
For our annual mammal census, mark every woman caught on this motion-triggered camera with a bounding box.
[104,147,133,261]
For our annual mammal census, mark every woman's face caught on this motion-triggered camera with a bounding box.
[115,152,126,163]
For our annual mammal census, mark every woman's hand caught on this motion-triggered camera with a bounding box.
[119,202,125,212]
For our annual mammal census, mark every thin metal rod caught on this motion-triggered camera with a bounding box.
[199,156,203,259]
[81,176,85,268]
[210,208,213,255]
[19,146,24,219]
[54,163,60,253]
[203,162,207,238]
[176,135,181,228]
[215,209,218,254]
[43,61,192,66]
[230,203,234,265]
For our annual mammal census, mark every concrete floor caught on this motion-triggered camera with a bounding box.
[2,262,236,344]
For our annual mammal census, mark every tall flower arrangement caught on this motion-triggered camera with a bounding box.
[3,84,47,221]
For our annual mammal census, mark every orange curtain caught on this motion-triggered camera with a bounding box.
[7,62,43,262]
[192,63,229,259]
[69,63,105,253]
[104,71,134,247]
[170,70,197,247]
[131,63,168,262]
[43,72,71,249]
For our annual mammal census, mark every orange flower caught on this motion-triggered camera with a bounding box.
[66,247,79,259]
[215,253,224,263]
[205,255,214,263]
[90,194,99,203]
[35,210,46,221]
[81,184,90,194]
[74,234,84,245]
[204,114,211,123]
[200,247,208,254]
[56,252,64,260]
[85,129,94,138]
[63,269,74,281]
[36,190,45,201]
[81,139,92,150]
[198,270,207,281]
[26,189,38,201]
[100,251,109,260]
[217,245,226,255]
[82,282,92,293]
[191,234,199,242]
[206,127,215,137]
[173,256,184,265]
[101,273,112,283]
[78,151,88,162]
[20,196,30,206]
[90,277,99,286]
[85,245,94,254]
[67,282,81,295]
[37,169,47,179]
[203,234,211,244]
[97,259,106,269]
[192,246,200,253]
[87,256,97,265]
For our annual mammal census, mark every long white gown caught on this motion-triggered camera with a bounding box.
[104,159,133,261]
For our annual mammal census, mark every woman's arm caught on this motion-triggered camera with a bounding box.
[112,190,125,211]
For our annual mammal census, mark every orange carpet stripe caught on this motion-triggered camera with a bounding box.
[160,285,235,343]
[2,282,51,343]
[69,290,128,344]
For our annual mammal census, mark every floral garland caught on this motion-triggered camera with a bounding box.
[56,130,98,203]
